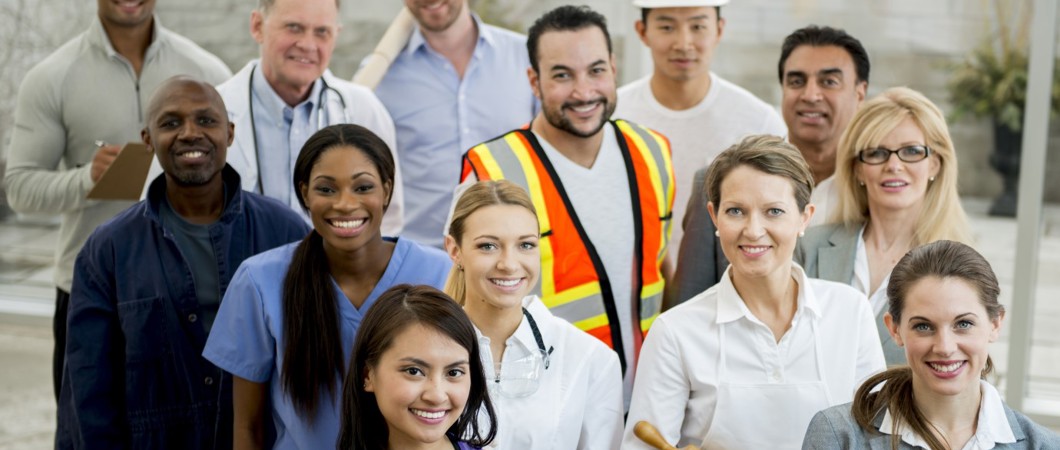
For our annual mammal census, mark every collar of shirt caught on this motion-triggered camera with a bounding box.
[474,295,553,363]
[89,15,164,62]
[879,380,1017,449]
[715,264,823,325]
[404,12,496,58]
[251,60,323,126]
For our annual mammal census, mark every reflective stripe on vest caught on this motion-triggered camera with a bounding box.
[461,120,674,373]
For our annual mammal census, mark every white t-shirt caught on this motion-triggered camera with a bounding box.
[475,296,623,450]
[810,175,839,226]
[615,73,787,248]
[623,264,886,449]
[535,126,638,407]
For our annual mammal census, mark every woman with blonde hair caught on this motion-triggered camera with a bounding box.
[444,180,623,449]
[803,240,1060,449]
[797,87,972,364]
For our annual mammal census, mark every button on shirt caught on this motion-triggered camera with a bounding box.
[623,265,885,449]
[880,381,1017,450]
[375,15,538,247]
[250,66,321,208]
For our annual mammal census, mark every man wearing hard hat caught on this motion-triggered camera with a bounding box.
[615,0,786,285]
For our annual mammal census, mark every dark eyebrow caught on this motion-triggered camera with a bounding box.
[784,70,806,80]
[446,360,470,369]
[818,68,844,78]
[398,357,470,369]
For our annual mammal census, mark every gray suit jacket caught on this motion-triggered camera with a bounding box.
[795,223,905,365]
[803,401,1060,449]
[666,167,729,308]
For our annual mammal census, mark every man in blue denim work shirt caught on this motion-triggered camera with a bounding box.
[57,77,309,450]
[375,0,538,247]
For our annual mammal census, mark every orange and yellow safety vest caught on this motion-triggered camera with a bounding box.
[460,120,674,373]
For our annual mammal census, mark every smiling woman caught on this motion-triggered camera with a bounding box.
[337,284,496,450]
[202,124,451,449]
[623,135,885,450]
[443,180,623,449]
[797,87,973,365]
[803,240,1060,450]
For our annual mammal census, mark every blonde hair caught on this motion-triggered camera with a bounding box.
[831,87,972,245]
[705,134,815,211]
[444,181,539,305]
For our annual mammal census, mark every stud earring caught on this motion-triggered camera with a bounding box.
[799,231,805,237]
[929,176,936,182]
[457,264,464,271]
[714,230,720,237]
[858,180,865,187]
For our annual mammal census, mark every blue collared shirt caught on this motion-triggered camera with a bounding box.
[250,66,323,207]
[375,16,538,247]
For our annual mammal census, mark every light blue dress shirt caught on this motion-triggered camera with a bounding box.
[250,66,322,207]
[202,237,451,450]
[375,15,538,247]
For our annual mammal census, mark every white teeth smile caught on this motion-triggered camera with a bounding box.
[571,103,598,113]
[929,361,963,373]
[800,112,823,118]
[330,219,366,229]
[883,181,907,187]
[412,409,445,419]
[742,246,769,254]
[181,151,204,158]
[491,278,521,287]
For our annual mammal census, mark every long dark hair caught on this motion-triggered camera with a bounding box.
[336,285,497,450]
[281,124,396,420]
[851,240,1004,450]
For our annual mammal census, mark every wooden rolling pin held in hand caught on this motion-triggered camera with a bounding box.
[634,421,702,450]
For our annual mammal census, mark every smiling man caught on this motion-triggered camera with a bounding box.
[669,25,869,306]
[616,0,785,252]
[215,0,403,233]
[57,77,308,450]
[456,5,674,409]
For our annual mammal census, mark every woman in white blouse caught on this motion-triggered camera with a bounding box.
[624,135,885,450]
[444,180,623,450]
[796,87,972,365]
[803,240,1060,449]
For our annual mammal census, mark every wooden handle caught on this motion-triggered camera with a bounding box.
[351,7,416,89]
[634,421,678,450]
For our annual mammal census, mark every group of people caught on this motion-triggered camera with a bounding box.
[5,0,1059,449]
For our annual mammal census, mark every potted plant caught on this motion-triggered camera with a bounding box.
[947,0,1060,216]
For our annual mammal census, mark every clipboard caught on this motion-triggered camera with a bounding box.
[86,142,154,200]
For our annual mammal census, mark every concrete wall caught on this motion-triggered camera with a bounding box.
[1,0,1057,203]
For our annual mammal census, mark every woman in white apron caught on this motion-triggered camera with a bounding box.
[623,135,886,450]
[803,241,1060,450]
[444,180,624,450]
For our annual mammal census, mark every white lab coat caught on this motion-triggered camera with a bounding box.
[143,60,404,235]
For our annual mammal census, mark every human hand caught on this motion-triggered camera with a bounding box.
[90,143,121,183]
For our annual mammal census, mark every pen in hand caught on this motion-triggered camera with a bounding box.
[90,140,121,183]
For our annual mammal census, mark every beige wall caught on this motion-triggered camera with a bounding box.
[2,0,1057,202]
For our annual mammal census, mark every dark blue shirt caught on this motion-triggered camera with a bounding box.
[57,166,310,450]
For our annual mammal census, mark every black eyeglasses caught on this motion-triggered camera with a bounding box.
[857,145,932,165]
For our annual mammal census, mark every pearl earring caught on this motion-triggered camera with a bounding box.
[799,231,805,237]
[714,230,720,237]
[858,180,865,187]
[929,176,936,182]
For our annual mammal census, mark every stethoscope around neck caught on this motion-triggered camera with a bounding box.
[246,64,350,194]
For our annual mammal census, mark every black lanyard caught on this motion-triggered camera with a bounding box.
[522,307,554,370]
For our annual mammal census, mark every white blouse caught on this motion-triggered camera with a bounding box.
[475,296,623,450]
[880,381,1017,449]
[852,225,891,317]
[622,264,886,449]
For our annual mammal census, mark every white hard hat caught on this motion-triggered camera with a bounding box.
[632,0,730,7]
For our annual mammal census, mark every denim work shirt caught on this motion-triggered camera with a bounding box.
[57,165,309,450]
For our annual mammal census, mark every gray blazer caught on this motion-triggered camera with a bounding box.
[802,402,1060,449]
[795,223,905,365]
[666,167,729,308]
